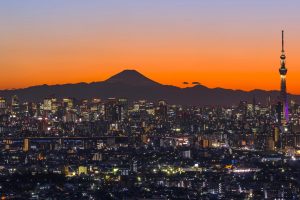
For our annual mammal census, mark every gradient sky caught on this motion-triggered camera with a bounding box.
[1,0,300,93]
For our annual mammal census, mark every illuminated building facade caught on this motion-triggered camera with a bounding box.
[23,138,30,152]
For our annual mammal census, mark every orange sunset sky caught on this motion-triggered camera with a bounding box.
[1,1,300,93]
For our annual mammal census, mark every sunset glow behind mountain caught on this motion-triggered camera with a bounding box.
[1,0,300,93]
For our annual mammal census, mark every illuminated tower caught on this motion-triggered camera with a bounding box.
[279,30,288,123]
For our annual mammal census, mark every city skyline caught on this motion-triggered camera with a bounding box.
[1,1,300,93]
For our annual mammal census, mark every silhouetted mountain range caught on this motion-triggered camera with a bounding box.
[0,69,298,105]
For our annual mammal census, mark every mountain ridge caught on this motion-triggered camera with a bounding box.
[0,69,298,105]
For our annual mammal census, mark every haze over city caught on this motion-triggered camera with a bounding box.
[1,0,300,93]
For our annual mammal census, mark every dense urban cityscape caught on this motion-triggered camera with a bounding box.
[1,87,300,199]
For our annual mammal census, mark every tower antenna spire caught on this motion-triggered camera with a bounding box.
[282,30,284,52]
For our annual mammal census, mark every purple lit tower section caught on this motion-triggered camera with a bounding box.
[279,30,289,123]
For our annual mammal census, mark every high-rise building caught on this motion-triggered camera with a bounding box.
[157,100,168,120]
[63,98,74,110]
[11,95,20,114]
[91,98,101,112]
[118,98,128,121]
[11,95,19,106]
[104,98,127,122]
[0,97,6,109]
[42,97,59,115]
[104,98,119,121]
[23,138,30,152]
[278,30,289,123]
[0,97,6,114]
[43,98,52,111]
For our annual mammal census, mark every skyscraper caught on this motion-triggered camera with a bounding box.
[279,30,288,123]
[11,95,20,114]
[23,138,30,152]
